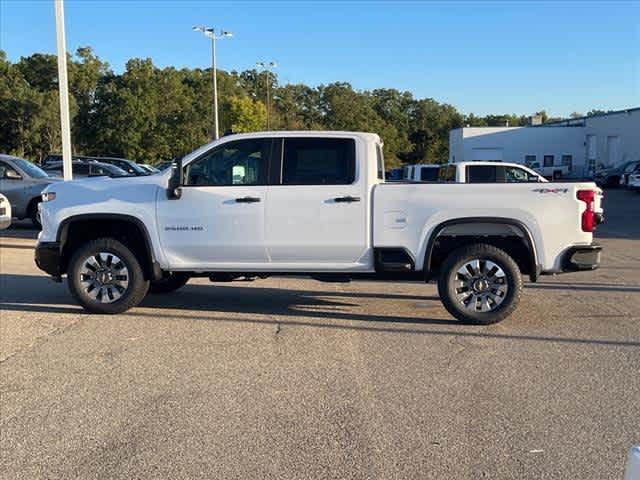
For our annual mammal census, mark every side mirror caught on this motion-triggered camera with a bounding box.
[527,175,539,182]
[5,170,22,180]
[167,158,183,200]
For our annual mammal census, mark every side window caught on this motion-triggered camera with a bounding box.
[524,155,536,166]
[420,167,439,182]
[75,164,90,175]
[376,145,384,180]
[282,138,355,185]
[504,166,531,183]
[543,155,554,167]
[0,161,18,179]
[467,165,497,183]
[439,165,456,182]
[185,139,270,186]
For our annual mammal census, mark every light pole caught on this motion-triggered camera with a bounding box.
[54,0,72,180]
[256,61,277,130]
[193,26,232,140]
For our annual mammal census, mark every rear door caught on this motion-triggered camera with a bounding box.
[265,137,368,266]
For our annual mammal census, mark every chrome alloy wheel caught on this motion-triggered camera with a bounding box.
[453,259,508,312]
[78,252,129,303]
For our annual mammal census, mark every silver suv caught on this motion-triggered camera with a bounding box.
[0,154,61,227]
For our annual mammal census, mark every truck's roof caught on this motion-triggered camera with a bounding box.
[454,161,533,168]
[180,131,382,165]
[218,131,381,143]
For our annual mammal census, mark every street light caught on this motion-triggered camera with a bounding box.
[193,25,233,140]
[256,61,277,130]
[54,0,73,180]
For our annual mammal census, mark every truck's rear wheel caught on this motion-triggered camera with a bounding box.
[67,238,149,314]
[149,272,190,293]
[437,244,522,325]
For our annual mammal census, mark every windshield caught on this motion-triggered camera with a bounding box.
[107,159,148,175]
[101,165,129,177]
[13,158,49,178]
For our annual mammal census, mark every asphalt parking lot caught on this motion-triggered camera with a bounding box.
[1,189,638,479]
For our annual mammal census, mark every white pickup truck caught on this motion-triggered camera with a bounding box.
[35,131,604,324]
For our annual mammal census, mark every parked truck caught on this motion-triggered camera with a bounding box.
[35,132,604,324]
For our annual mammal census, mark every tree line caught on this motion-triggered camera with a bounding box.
[0,47,601,168]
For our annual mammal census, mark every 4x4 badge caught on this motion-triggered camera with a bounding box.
[532,188,569,194]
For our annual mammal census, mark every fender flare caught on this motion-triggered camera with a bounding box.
[57,213,162,280]
[423,216,540,282]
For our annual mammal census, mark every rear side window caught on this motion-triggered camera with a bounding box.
[420,167,440,182]
[467,165,497,183]
[282,138,355,185]
[439,165,456,182]
[74,164,89,175]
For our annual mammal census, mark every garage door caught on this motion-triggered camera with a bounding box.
[472,148,503,161]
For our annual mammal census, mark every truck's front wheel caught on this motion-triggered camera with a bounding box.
[67,238,150,314]
[437,244,522,325]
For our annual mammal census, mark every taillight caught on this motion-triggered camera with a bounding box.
[577,189,595,232]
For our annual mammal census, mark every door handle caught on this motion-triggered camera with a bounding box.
[235,196,261,203]
[334,196,361,203]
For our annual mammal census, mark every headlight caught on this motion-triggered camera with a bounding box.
[41,192,56,202]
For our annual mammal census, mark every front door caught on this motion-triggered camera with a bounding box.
[157,138,272,269]
[0,161,24,216]
[265,137,368,268]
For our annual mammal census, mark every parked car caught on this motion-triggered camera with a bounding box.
[92,157,150,176]
[386,167,403,181]
[42,153,94,166]
[628,167,640,193]
[438,162,547,183]
[139,164,161,174]
[524,159,569,180]
[403,164,441,182]
[0,154,61,227]
[0,193,11,230]
[43,161,130,179]
[595,160,640,188]
[619,161,640,187]
[36,131,604,325]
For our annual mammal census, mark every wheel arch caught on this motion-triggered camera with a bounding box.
[423,217,540,282]
[57,213,161,280]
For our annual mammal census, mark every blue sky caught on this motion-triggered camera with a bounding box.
[1,0,638,117]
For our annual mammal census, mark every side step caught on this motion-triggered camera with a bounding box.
[375,248,415,272]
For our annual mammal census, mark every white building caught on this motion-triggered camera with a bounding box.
[449,107,640,178]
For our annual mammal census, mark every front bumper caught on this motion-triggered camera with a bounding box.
[562,244,602,272]
[35,241,62,277]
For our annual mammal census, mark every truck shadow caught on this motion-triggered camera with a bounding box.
[1,273,640,348]
[0,273,454,327]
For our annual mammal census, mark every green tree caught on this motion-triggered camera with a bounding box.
[225,96,267,133]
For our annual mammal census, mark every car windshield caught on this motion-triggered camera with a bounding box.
[105,165,130,177]
[12,158,49,178]
[100,158,147,175]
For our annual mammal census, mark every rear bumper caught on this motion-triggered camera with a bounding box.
[35,241,62,277]
[561,244,602,272]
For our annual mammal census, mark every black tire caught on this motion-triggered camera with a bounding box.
[437,243,522,325]
[28,199,41,228]
[67,238,150,314]
[149,272,190,293]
